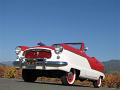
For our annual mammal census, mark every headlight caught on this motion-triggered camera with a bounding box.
[54,45,63,54]
[15,46,21,54]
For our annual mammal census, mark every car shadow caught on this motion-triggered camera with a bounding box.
[16,79,93,88]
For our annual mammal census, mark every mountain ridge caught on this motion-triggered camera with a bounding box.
[103,59,120,73]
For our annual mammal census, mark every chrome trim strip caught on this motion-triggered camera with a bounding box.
[13,61,68,68]
[45,61,68,67]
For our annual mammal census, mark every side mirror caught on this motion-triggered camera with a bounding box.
[84,47,88,51]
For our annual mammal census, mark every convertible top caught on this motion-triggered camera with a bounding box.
[53,42,83,45]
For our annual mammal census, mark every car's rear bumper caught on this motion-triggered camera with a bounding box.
[13,61,68,69]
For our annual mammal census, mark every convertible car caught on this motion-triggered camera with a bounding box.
[14,42,105,88]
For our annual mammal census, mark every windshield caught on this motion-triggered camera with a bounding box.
[67,44,81,49]
[52,43,82,50]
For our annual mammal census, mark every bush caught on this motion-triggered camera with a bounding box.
[0,66,22,79]
[3,67,17,78]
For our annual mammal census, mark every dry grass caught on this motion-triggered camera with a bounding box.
[0,66,120,88]
[102,73,120,88]
[0,66,22,79]
[0,66,8,78]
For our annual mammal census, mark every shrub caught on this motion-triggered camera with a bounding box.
[3,67,17,78]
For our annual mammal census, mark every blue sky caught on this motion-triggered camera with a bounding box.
[0,0,120,61]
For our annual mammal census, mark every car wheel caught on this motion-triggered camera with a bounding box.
[93,77,102,88]
[22,69,37,82]
[61,69,76,85]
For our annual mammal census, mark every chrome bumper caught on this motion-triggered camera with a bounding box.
[13,61,68,68]
[44,61,68,67]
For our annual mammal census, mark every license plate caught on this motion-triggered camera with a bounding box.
[26,64,36,69]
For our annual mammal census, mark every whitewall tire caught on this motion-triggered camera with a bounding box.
[93,77,102,88]
[61,69,76,85]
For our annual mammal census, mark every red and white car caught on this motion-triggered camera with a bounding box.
[14,42,105,88]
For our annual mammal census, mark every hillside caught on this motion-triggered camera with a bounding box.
[0,61,13,66]
[103,60,120,73]
[0,63,6,66]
